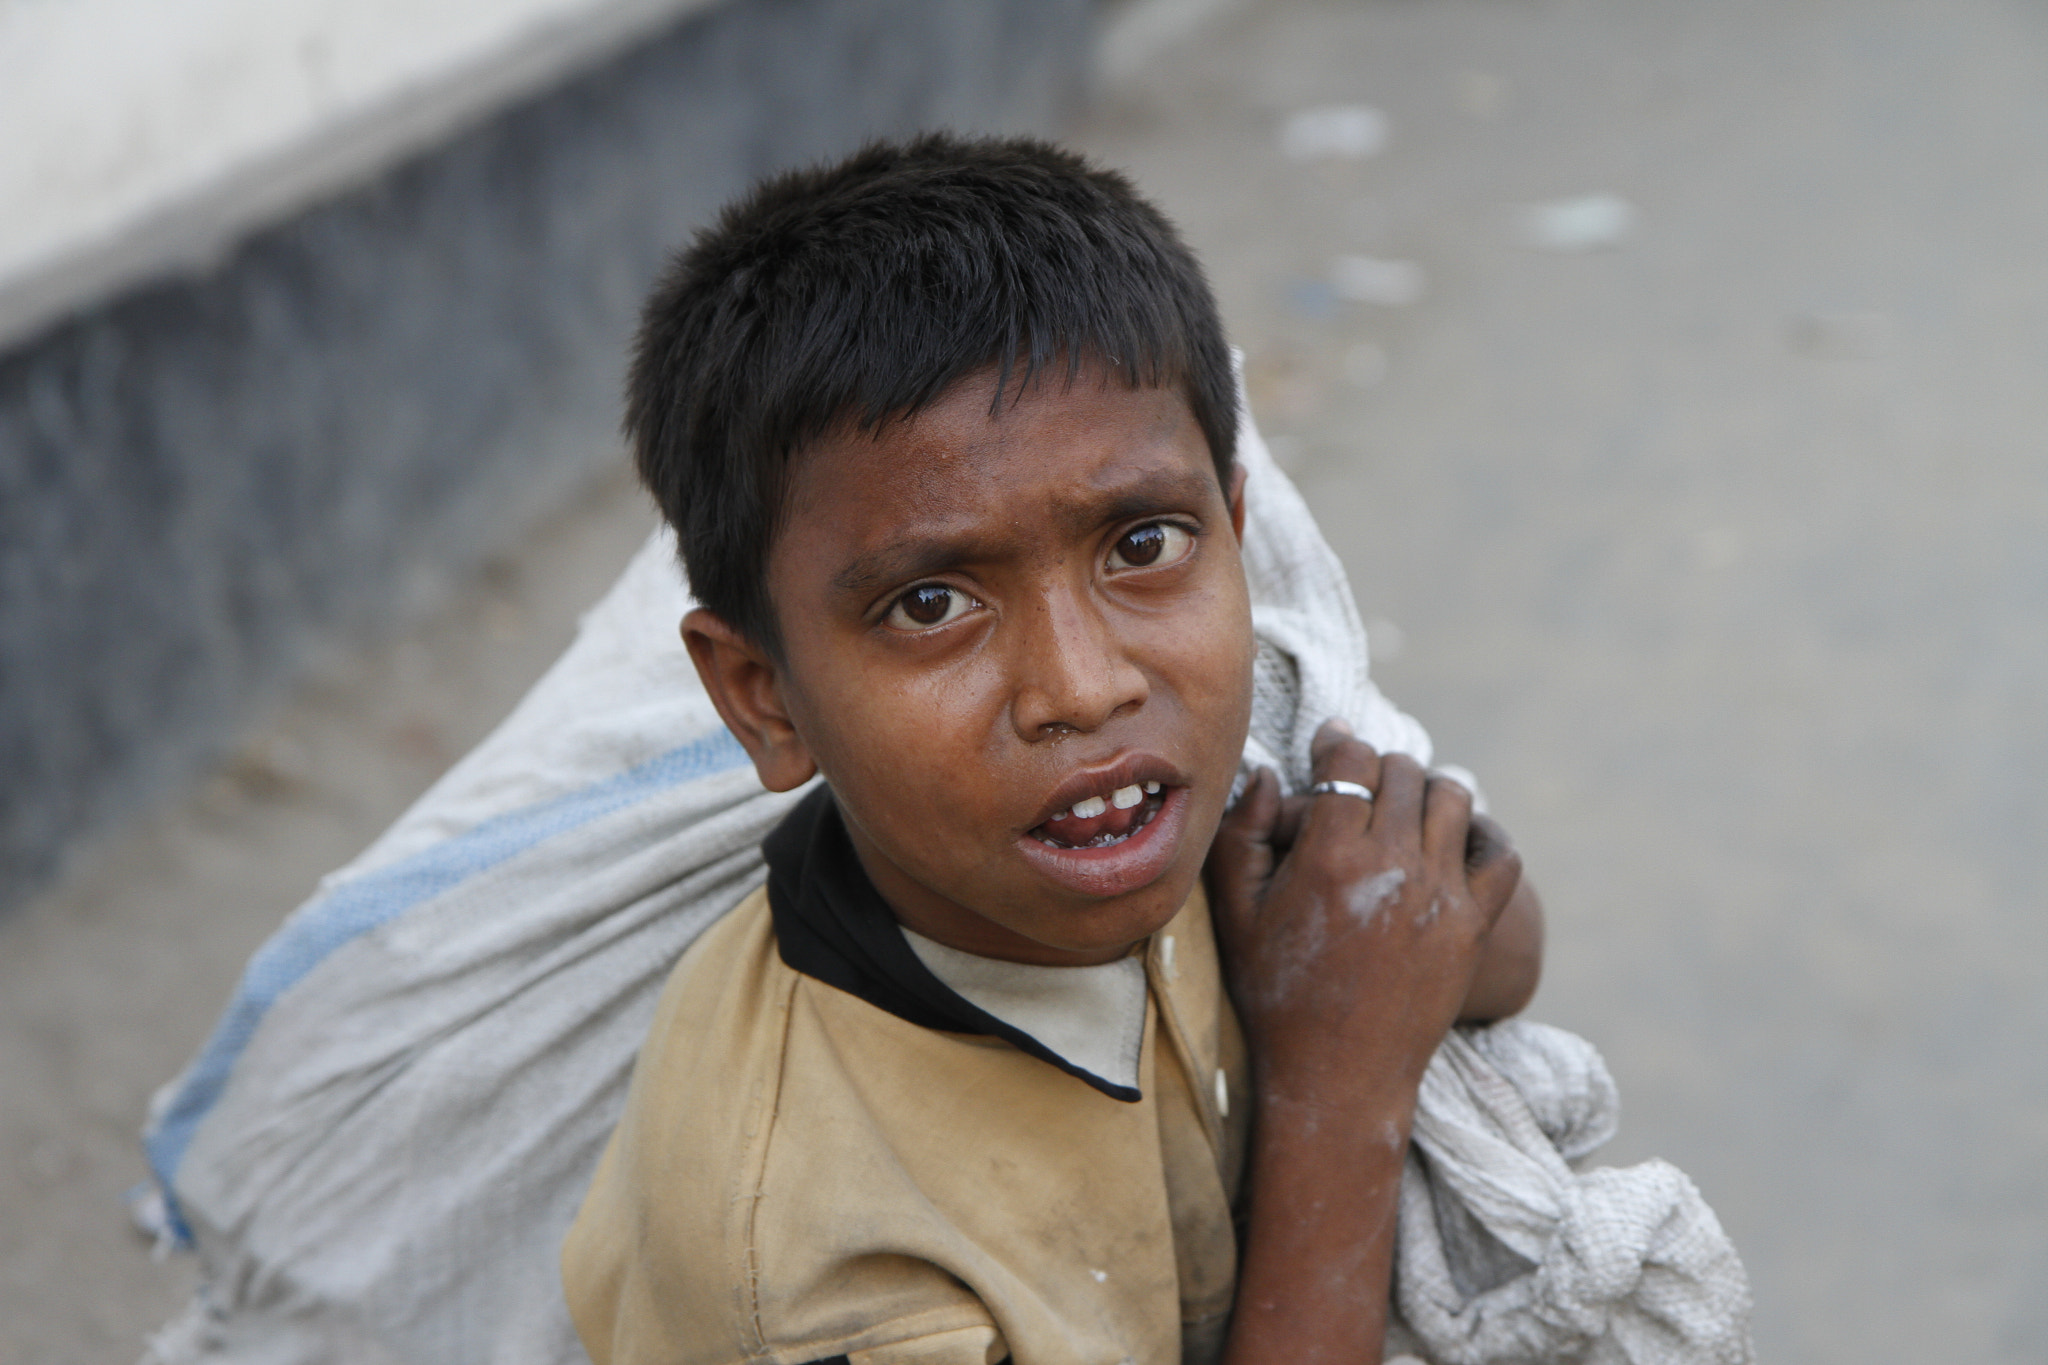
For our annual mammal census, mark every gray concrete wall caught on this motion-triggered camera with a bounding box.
[0,0,1093,912]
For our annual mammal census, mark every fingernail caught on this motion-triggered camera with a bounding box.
[1322,717,1354,737]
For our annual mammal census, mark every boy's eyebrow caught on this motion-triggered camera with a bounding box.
[830,466,1219,600]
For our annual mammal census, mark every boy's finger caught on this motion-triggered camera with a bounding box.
[1421,770,1476,867]
[1207,768,1280,923]
[1271,793,1312,851]
[1214,767,1279,848]
[1463,813,1523,927]
[1303,733,1381,842]
[1463,810,1510,871]
[1307,732,1378,785]
[1369,752,1427,851]
[1308,717,1355,768]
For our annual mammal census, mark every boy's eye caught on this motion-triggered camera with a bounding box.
[884,584,976,632]
[1108,522,1194,571]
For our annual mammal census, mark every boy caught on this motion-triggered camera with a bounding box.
[563,134,1542,1365]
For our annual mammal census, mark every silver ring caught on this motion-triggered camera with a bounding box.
[1309,779,1375,802]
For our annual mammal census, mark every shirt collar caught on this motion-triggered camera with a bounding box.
[763,785,1149,1101]
[900,927,1148,1094]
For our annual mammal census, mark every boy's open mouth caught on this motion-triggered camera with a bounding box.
[1029,781,1167,850]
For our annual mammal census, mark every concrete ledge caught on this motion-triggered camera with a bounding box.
[0,0,1092,910]
[0,0,726,350]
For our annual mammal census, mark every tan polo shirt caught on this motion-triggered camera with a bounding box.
[562,883,1251,1365]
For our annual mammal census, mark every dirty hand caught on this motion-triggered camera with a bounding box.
[1207,719,1523,1090]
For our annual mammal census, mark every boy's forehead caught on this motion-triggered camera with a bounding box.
[777,377,1216,574]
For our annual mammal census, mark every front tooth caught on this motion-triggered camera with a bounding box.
[1110,784,1143,810]
[1143,780,1161,795]
[1071,795,1108,820]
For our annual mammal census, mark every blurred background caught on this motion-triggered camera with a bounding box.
[4,0,2046,1359]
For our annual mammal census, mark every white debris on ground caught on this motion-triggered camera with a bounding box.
[1330,254,1426,306]
[1279,103,1390,160]
[1519,192,1638,251]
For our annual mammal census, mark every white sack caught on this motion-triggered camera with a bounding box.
[1395,1022,1755,1364]
[141,391,1751,1365]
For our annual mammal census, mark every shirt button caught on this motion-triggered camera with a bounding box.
[1214,1067,1230,1118]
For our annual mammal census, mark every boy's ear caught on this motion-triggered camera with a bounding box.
[1227,461,1248,542]
[680,609,818,792]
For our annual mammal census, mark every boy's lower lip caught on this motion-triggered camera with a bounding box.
[1014,784,1191,898]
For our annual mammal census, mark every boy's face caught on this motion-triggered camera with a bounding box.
[693,367,1254,966]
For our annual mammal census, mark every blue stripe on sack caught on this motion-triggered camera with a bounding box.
[142,728,751,1246]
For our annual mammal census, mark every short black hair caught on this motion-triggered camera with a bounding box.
[626,132,1236,656]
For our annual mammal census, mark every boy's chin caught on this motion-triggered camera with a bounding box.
[1011,871,1200,963]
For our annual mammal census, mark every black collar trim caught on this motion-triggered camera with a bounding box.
[763,785,1142,1103]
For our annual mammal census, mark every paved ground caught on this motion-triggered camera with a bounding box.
[8,0,2048,1359]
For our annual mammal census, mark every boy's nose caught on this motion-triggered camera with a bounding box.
[1009,587,1149,740]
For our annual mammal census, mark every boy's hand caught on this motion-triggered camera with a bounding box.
[1209,720,1524,1092]
[1206,720,1526,1365]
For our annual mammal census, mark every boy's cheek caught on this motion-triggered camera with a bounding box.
[1141,595,1257,725]
[787,677,1006,828]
